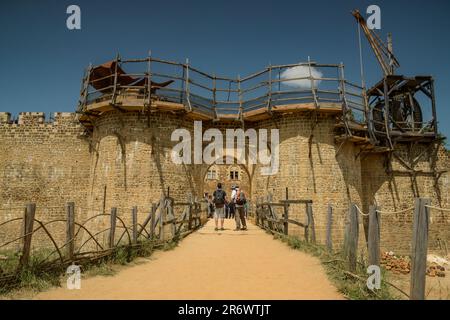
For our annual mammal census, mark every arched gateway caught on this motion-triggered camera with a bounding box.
[0,55,447,249]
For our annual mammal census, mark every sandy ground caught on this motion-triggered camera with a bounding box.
[34,219,343,300]
[389,271,450,300]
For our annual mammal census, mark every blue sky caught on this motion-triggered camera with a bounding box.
[0,0,449,146]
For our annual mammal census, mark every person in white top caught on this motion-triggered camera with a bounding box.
[234,186,247,231]
[229,185,237,219]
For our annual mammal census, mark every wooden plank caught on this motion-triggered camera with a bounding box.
[286,219,306,228]
[66,202,75,260]
[19,203,36,270]
[261,202,286,207]
[131,206,138,244]
[326,204,333,252]
[109,207,117,248]
[279,199,313,204]
[348,204,359,272]
[368,205,380,267]
[410,198,430,300]
[307,203,316,243]
[176,208,188,234]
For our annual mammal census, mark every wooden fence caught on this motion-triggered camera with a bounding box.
[255,191,446,300]
[0,195,206,287]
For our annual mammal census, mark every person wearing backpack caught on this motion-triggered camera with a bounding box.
[234,186,247,231]
[207,194,214,218]
[212,183,227,231]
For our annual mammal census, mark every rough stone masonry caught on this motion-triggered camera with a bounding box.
[0,109,448,255]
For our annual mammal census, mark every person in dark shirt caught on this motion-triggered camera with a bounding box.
[212,183,227,231]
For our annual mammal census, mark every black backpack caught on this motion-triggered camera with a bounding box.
[213,189,225,205]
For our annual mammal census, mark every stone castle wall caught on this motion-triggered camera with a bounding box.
[86,111,201,233]
[361,144,450,255]
[0,110,448,254]
[251,113,364,247]
[0,112,91,249]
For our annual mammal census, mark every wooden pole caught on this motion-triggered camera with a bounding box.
[132,206,138,244]
[147,50,152,106]
[283,187,289,235]
[111,53,120,105]
[307,203,316,243]
[348,204,359,272]
[66,202,75,260]
[102,185,107,215]
[150,203,156,239]
[159,198,165,241]
[168,198,176,238]
[19,203,36,270]
[326,204,333,251]
[188,202,193,230]
[268,65,272,112]
[185,58,191,111]
[109,207,117,248]
[410,198,430,300]
[368,205,380,267]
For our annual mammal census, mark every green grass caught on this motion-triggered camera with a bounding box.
[271,232,398,300]
[0,248,63,295]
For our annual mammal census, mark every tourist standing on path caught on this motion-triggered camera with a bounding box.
[229,185,236,219]
[234,186,247,231]
[212,183,227,231]
[207,195,214,218]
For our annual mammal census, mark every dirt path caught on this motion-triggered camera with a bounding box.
[35,219,343,300]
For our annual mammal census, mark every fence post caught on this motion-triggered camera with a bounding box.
[283,204,289,235]
[150,203,156,239]
[19,203,36,270]
[109,207,117,248]
[368,205,380,267]
[326,204,333,252]
[348,204,359,272]
[410,198,430,300]
[167,198,176,238]
[307,203,316,243]
[66,202,75,260]
[132,206,138,244]
[283,187,289,235]
[159,198,165,241]
[187,199,193,231]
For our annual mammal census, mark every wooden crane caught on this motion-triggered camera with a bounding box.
[351,9,437,148]
[352,9,400,76]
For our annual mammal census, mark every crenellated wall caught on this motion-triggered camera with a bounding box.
[0,110,448,253]
[0,112,91,248]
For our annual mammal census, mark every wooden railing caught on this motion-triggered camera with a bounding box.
[0,195,206,287]
[255,193,449,300]
[255,193,316,243]
[78,55,367,124]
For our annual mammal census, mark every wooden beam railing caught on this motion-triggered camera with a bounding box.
[255,190,315,243]
[0,194,206,288]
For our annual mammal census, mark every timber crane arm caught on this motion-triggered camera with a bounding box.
[346,9,437,149]
[352,9,400,76]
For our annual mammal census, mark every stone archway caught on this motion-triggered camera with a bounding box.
[201,156,252,199]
